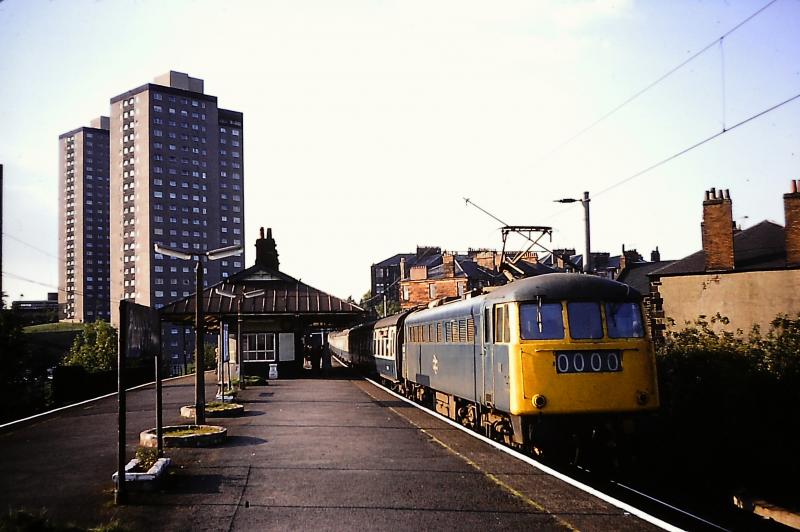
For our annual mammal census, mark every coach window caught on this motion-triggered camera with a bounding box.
[567,302,603,339]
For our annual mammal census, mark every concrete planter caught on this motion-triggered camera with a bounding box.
[179,403,244,419]
[112,457,171,490]
[140,425,227,448]
[215,393,238,402]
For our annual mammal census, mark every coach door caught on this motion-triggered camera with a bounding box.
[481,306,495,407]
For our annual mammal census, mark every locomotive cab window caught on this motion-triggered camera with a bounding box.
[520,301,564,340]
[605,302,645,338]
[494,304,511,343]
[567,302,603,339]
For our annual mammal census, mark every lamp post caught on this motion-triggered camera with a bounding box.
[555,191,592,273]
[155,243,243,424]
[215,286,265,390]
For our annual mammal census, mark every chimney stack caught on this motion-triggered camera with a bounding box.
[442,253,455,278]
[410,265,428,280]
[702,188,735,271]
[255,226,280,270]
[650,246,661,262]
[785,180,800,266]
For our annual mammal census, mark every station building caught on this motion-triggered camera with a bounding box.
[159,228,365,378]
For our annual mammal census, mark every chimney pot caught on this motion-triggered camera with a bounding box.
[792,180,798,194]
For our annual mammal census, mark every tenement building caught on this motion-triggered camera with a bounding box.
[109,71,244,370]
[58,117,111,322]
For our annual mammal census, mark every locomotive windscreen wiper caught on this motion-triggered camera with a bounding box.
[536,297,543,333]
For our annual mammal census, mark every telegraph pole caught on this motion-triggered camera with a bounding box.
[195,260,205,425]
[582,191,591,273]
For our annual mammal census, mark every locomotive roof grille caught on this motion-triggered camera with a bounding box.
[405,274,640,326]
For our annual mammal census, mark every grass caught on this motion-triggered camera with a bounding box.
[206,402,241,412]
[164,426,222,437]
[23,322,84,333]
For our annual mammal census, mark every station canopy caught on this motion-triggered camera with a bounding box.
[158,227,365,330]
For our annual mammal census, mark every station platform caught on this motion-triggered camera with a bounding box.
[0,365,661,531]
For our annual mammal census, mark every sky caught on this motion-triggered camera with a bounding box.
[1,0,798,305]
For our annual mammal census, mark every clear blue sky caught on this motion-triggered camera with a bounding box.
[1,0,798,303]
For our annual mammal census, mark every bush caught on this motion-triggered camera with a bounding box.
[651,313,800,495]
[135,446,159,471]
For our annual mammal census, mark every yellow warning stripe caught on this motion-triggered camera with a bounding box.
[359,384,578,531]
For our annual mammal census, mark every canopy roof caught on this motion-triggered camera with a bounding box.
[159,228,364,327]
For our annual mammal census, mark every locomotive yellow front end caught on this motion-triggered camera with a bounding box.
[508,296,659,417]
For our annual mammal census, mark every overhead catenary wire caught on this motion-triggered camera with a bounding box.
[593,90,800,199]
[2,232,60,261]
[4,269,124,305]
[530,0,780,167]
[541,90,800,224]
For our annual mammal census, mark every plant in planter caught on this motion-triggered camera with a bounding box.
[111,445,171,489]
[180,401,244,419]
[242,375,267,386]
[140,424,227,448]
[215,388,238,401]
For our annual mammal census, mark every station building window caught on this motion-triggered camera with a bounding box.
[242,333,276,362]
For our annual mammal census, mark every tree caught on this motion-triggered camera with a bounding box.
[359,289,400,318]
[62,321,118,373]
[0,310,29,384]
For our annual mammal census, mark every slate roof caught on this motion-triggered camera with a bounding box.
[617,261,676,294]
[373,253,415,268]
[651,221,787,277]
[159,262,364,319]
[373,249,442,269]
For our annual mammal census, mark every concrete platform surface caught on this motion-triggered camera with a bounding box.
[0,367,659,531]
